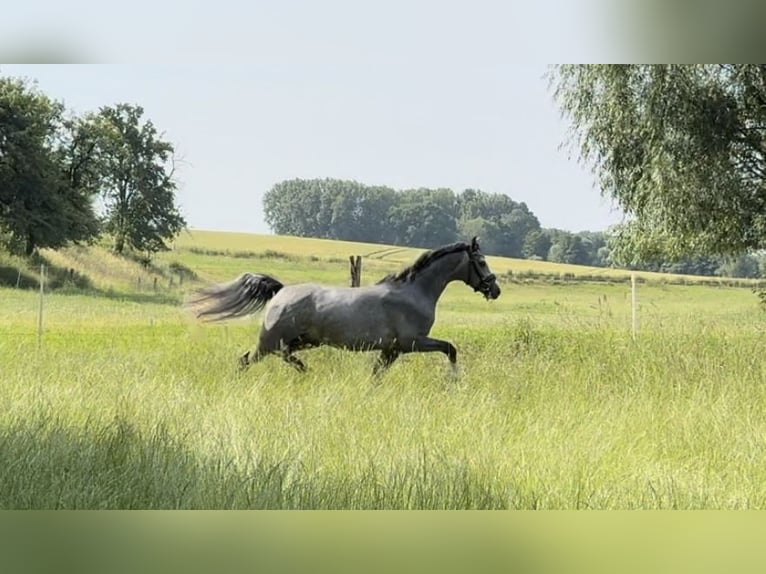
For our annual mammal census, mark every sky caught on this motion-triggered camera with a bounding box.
[1,3,625,236]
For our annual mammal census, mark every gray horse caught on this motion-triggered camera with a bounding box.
[188,236,501,375]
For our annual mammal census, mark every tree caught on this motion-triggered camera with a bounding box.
[659,255,720,277]
[549,64,766,263]
[547,233,590,265]
[522,229,552,260]
[716,255,761,279]
[263,178,336,239]
[575,231,608,266]
[0,76,100,255]
[328,182,397,243]
[498,205,541,258]
[458,217,502,255]
[91,103,185,255]
[457,190,541,257]
[595,245,612,267]
[388,188,458,247]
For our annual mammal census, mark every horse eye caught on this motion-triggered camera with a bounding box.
[479,261,487,268]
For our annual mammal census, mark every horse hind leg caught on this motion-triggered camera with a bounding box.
[238,347,305,373]
[241,330,309,373]
[238,346,269,372]
[239,350,251,371]
[280,337,308,373]
[239,328,280,372]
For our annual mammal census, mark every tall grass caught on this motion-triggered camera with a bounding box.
[1,266,764,508]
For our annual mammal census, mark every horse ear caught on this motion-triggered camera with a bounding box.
[471,236,480,251]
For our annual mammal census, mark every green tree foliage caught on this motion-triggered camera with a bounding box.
[549,64,766,263]
[264,179,459,247]
[547,232,591,265]
[263,179,398,243]
[456,189,541,257]
[458,217,503,255]
[0,77,100,255]
[758,254,766,279]
[329,183,397,243]
[388,188,459,247]
[500,205,541,258]
[263,179,334,239]
[263,180,541,252]
[522,229,552,260]
[657,256,720,277]
[715,255,761,279]
[90,103,185,255]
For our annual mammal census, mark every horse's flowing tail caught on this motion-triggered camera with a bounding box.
[187,272,284,321]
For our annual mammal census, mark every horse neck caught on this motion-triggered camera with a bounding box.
[409,250,469,302]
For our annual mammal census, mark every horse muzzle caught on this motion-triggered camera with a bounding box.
[475,274,500,300]
[486,281,501,300]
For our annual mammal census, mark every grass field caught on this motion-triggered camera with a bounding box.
[0,231,764,508]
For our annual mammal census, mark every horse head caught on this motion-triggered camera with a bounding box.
[465,236,501,300]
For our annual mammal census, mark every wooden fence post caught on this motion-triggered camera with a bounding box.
[349,255,362,287]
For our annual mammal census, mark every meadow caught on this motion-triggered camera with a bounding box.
[0,230,764,509]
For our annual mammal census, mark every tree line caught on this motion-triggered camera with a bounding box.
[0,75,185,259]
[264,178,558,259]
[262,178,766,278]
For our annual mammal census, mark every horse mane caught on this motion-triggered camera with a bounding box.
[377,241,470,284]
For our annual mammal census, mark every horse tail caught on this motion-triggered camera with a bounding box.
[187,272,284,321]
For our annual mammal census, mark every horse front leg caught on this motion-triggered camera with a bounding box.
[398,336,458,375]
[282,352,307,372]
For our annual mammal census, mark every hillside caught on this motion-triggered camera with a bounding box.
[172,230,759,286]
[1,229,761,298]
